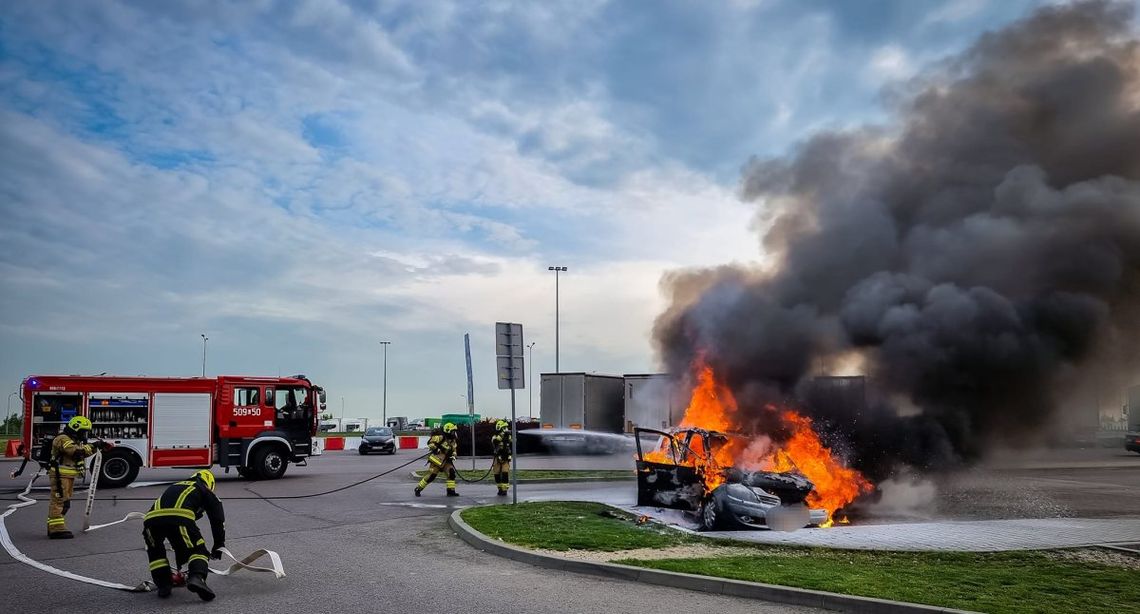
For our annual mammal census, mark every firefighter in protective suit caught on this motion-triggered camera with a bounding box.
[415,422,459,497]
[47,416,111,539]
[491,420,512,497]
[143,470,226,600]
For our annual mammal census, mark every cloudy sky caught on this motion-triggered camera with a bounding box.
[0,0,1044,421]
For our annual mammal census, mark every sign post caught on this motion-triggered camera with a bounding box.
[495,322,524,504]
[464,333,476,470]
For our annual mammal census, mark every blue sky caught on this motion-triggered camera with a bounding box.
[0,0,1048,420]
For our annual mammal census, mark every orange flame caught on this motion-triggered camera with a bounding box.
[645,362,872,526]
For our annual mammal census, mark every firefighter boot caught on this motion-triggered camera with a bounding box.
[157,584,172,599]
[413,486,422,497]
[49,530,74,539]
[187,573,215,602]
[497,488,507,497]
[446,488,460,497]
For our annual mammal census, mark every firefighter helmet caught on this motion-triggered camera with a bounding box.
[192,469,216,491]
[66,416,92,432]
[442,422,457,434]
[495,420,509,432]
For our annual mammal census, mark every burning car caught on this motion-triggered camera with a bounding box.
[635,427,828,531]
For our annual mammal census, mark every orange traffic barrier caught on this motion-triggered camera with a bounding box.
[323,437,345,451]
[4,439,21,458]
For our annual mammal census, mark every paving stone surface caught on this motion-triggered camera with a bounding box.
[628,506,1140,551]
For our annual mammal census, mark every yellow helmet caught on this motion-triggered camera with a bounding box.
[192,470,216,491]
[67,416,92,432]
[442,422,457,434]
[495,420,509,432]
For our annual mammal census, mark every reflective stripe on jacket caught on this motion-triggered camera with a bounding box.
[144,480,227,548]
[51,434,94,477]
[491,433,512,460]
[427,434,457,462]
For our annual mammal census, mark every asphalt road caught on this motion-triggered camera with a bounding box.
[0,450,818,614]
[2,446,1137,612]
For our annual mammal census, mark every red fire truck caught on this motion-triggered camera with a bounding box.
[20,374,326,488]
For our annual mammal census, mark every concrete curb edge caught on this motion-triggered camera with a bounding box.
[448,508,977,614]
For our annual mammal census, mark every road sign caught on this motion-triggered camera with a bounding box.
[495,322,524,358]
[497,356,524,390]
[494,322,525,505]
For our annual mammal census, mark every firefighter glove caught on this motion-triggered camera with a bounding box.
[95,440,114,451]
[211,547,224,560]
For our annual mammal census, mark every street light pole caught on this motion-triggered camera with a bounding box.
[547,266,567,373]
[527,342,536,420]
[200,334,208,377]
[379,341,391,426]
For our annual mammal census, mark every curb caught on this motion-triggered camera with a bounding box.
[409,471,635,484]
[448,508,977,614]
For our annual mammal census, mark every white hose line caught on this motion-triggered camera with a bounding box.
[81,452,102,532]
[0,471,154,592]
[1,457,287,592]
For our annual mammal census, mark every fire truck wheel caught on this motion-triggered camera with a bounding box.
[252,446,289,480]
[98,450,140,489]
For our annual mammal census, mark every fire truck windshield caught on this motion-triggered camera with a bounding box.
[275,386,311,421]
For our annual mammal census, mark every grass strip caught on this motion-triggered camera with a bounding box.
[416,469,632,481]
[621,551,1138,614]
[462,501,1138,614]
[461,501,695,551]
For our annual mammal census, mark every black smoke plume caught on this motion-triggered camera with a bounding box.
[654,1,1140,479]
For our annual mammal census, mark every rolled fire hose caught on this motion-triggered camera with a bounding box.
[1,451,286,593]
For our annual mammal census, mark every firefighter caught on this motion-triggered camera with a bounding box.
[491,420,512,497]
[414,422,459,497]
[47,416,111,539]
[143,470,226,600]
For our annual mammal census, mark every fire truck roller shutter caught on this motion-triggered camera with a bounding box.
[151,393,212,467]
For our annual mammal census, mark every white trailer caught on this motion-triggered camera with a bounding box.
[540,373,624,433]
[623,374,683,433]
[342,417,368,432]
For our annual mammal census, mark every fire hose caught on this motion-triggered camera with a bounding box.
[454,464,494,483]
[0,449,431,593]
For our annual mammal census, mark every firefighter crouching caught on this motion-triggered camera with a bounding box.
[415,422,459,497]
[143,470,226,600]
[48,416,112,539]
[491,420,512,497]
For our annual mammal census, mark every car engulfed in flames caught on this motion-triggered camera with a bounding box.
[636,427,829,531]
[634,361,874,530]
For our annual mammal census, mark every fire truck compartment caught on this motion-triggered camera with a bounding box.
[151,393,212,466]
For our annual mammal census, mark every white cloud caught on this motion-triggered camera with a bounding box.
[866,44,916,84]
[0,0,1033,418]
[921,0,988,28]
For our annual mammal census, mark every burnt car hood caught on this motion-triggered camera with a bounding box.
[723,468,812,504]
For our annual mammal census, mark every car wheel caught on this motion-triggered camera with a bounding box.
[253,446,289,480]
[97,451,139,489]
[701,496,723,531]
[359,447,368,455]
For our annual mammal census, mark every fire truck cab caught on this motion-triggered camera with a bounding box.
[21,374,326,488]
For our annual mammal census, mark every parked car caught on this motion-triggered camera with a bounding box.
[634,427,827,531]
[359,427,396,455]
[1126,432,1140,454]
